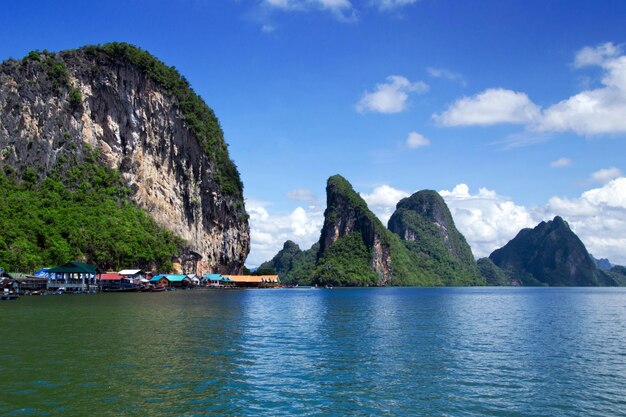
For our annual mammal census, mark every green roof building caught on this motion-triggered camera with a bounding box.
[47,261,102,292]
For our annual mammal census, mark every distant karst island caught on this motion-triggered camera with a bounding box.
[259,175,626,287]
[1,42,624,287]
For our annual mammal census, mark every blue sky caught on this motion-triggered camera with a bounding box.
[3,0,626,266]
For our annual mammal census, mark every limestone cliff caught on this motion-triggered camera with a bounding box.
[489,216,615,286]
[313,175,443,286]
[388,190,482,285]
[0,43,249,273]
[315,175,395,285]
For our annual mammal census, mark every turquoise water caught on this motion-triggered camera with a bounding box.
[1,287,626,416]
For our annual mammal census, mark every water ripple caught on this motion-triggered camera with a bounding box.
[2,288,626,416]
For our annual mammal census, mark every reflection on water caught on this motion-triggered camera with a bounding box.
[1,288,626,416]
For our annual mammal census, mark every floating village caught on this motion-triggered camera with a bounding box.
[0,262,280,300]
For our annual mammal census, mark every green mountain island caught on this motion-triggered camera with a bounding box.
[257,240,319,286]
[483,216,620,286]
[0,43,249,273]
[387,190,481,285]
[261,175,484,287]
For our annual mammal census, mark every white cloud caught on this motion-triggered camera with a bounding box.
[546,195,597,217]
[427,67,466,85]
[438,185,539,258]
[588,167,623,184]
[496,131,552,150]
[246,198,323,267]
[264,0,351,10]
[435,42,626,137]
[362,184,410,224]
[405,131,430,149]
[550,157,573,168]
[356,75,429,114]
[290,206,321,237]
[370,0,419,10]
[544,177,626,264]
[263,0,419,16]
[434,88,541,126]
[574,42,621,68]
[582,177,626,207]
[538,50,626,134]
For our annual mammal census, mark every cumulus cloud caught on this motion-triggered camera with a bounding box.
[550,157,573,168]
[405,131,430,149]
[246,198,323,267]
[434,88,541,126]
[587,167,623,184]
[538,46,626,134]
[573,42,621,68]
[361,184,410,224]
[544,177,626,264]
[356,75,429,114]
[438,185,538,258]
[581,177,626,207]
[435,42,626,137]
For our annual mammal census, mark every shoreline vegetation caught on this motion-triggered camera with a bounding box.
[0,148,183,273]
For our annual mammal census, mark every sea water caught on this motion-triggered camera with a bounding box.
[1,287,626,416]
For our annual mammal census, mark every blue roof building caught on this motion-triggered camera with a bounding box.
[150,274,192,287]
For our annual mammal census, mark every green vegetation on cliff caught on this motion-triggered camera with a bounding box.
[313,175,465,287]
[389,191,476,265]
[477,257,512,286]
[489,216,616,286]
[258,240,319,285]
[607,265,626,286]
[0,149,184,273]
[388,190,482,286]
[315,232,378,286]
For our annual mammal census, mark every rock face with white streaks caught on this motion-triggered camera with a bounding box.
[0,43,249,273]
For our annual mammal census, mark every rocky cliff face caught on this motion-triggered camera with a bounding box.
[388,190,477,266]
[0,44,249,273]
[388,190,484,285]
[489,216,615,286]
[316,175,395,285]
